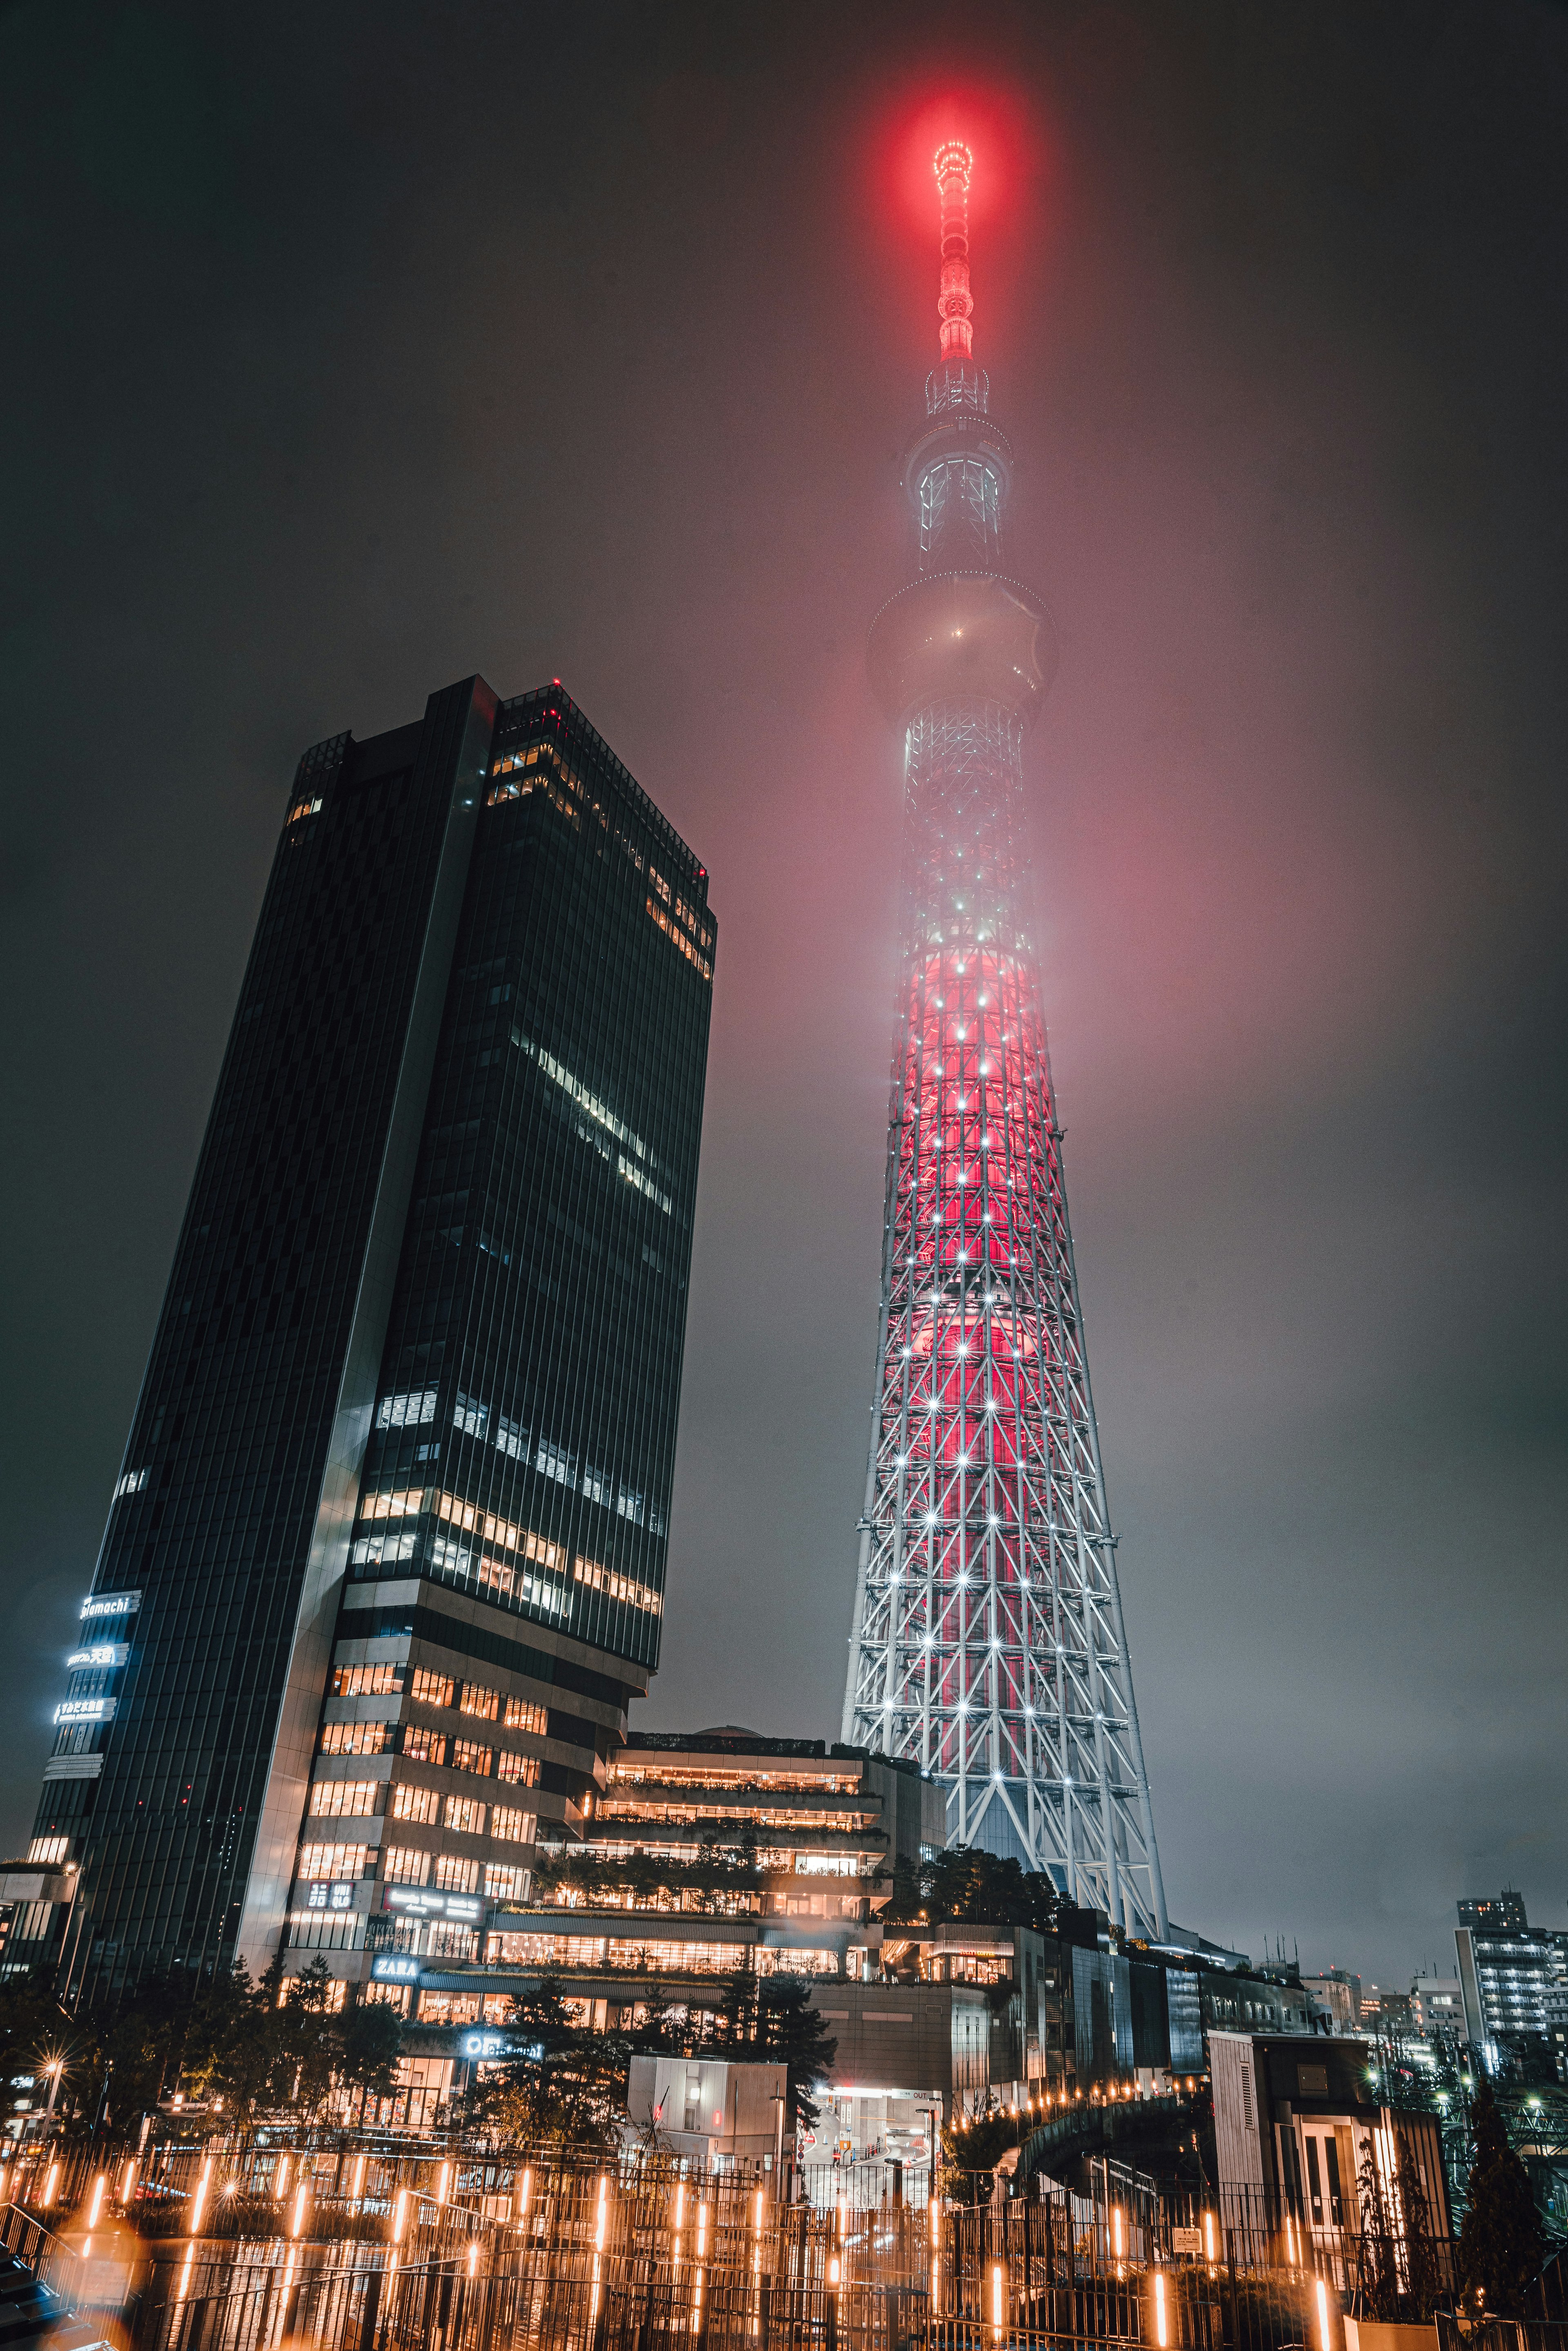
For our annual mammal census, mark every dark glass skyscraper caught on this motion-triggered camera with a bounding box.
[19,677,714,2003]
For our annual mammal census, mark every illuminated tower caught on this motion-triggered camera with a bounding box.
[842,144,1168,1937]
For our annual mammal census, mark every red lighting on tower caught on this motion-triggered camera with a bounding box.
[845,125,1167,1938]
[933,141,975,361]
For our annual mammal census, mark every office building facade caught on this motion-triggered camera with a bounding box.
[18,678,714,2002]
[1456,1891,1568,2075]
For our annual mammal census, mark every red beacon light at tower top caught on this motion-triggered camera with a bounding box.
[932,140,975,362]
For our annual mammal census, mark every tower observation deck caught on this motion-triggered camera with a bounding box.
[842,143,1168,1939]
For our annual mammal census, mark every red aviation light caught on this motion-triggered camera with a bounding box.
[933,140,975,361]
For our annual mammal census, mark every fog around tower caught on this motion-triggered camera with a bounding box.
[0,0,1564,1982]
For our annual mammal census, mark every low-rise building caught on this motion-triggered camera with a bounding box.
[1410,1975,1465,2043]
[1301,1971,1361,2035]
[626,2055,786,2170]
[1212,2030,1450,2242]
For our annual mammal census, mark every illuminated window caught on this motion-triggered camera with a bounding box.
[752,1948,841,1977]
[485,1863,528,1900]
[444,1794,486,1836]
[320,1722,392,1757]
[297,1842,369,1880]
[510,1030,671,1188]
[477,1556,514,1599]
[494,1414,529,1461]
[360,1488,425,1521]
[537,1440,575,1488]
[427,1924,480,1961]
[409,1668,455,1709]
[310,1780,379,1818]
[453,1391,489,1437]
[113,1469,149,1499]
[382,1846,430,1886]
[488,1931,606,1967]
[619,1157,673,1214]
[418,1990,482,2023]
[375,1389,437,1429]
[402,1726,446,1765]
[434,1854,481,1894]
[391,1785,440,1825]
[350,1531,418,1568]
[491,1807,535,1845]
[645,897,713,981]
[505,1696,548,1734]
[615,1488,644,1526]
[452,1738,492,1777]
[496,1750,539,1787]
[572,1555,662,1613]
[459,1682,500,1722]
[433,1491,560,1573]
[332,1663,404,1699]
[27,1838,68,1866]
[287,795,323,824]
[430,1535,473,1575]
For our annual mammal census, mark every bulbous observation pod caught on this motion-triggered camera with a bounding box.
[866,568,1058,732]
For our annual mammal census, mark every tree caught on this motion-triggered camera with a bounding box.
[186,1961,281,2127]
[1394,2131,1440,2319]
[626,1986,693,2058]
[276,1960,339,2122]
[880,1846,1061,1939]
[338,2001,402,2118]
[1356,2135,1400,2320]
[756,1976,835,2133]
[460,1977,628,2153]
[0,1968,91,2125]
[97,1975,198,2119]
[1457,2079,1545,2317]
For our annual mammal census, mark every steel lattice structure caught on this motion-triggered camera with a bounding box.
[842,143,1168,1939]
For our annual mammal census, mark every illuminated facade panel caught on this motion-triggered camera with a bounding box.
[843,146,1167,1939]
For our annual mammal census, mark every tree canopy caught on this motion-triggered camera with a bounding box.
[1458,2078,1545,2316]
[880,1845,1062,1935]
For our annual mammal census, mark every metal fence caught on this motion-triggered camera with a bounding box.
[0,2135,1462,2351]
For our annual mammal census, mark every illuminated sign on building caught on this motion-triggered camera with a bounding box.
[385,1887,483,1923]
[371,1955,421,1983]
[66,1645,128,1671]
[80,1591,141,1621]
[53,1698,116,1725]
[304,1882,355,1912]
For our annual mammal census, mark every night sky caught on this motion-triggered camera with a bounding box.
[4,1,1566,1987]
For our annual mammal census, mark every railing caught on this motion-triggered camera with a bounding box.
[0,2140,1433,2351]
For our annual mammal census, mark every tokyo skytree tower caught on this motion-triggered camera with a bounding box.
[842,143,1168,1940]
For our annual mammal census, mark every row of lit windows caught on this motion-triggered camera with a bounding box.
[327,1663,546,1735]
[356,1482,659,1603]
[611,1765,862,1796]
[597,1799,879,1833]
[318,1720,539,1783]
[486,741,713,951]
[573,1558,663,1615]
[385,1784,534,1841]
[483,1932,839,1975]
[292,1839,533,1897]
[304,1779,537,1843]
[511,1027,667,1181]
[646,897,713,981]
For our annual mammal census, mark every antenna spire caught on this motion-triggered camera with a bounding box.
[934,141,975,361]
